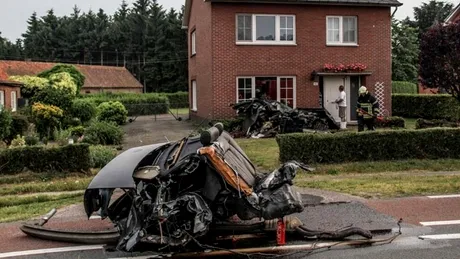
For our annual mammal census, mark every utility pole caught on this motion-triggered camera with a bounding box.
[116,49,119,67]
[101,50,104,66]
[143,53,146,93]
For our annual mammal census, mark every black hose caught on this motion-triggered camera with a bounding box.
[296,226,373,240]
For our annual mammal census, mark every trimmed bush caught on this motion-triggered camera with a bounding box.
[68,126,85,137]
[160,92,189,108]
[415,119,458,129]
[31,87,74,112]
[276,128,460,164]
[97,101,128,125]
[83,121,124,145]
[392,94,460,120]
[89,145,117,168]
[71,99,97,123]
[0,108,13,141]
[37,64,85,93]
[82,93,169,116]
[375,116,405,128]
[0,144,91,174]
[392,81,418,94]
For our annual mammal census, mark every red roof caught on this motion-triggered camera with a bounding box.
[0,60,143,89]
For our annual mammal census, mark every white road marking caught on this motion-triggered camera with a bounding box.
[419,233,460,240]
[89,215,102,219]
[427,194,460,199]
[0,245,103,258]
[420,220,460,226]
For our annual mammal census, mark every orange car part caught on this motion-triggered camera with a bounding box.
[199,146,253,196]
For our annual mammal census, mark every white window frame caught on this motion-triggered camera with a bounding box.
[0,90,4,110]
[11,91,17,112]
[326,16,358,46]
[236,14,296,45]
[236,76,297,108]
[191,30,196,55]
[191,80,197,111]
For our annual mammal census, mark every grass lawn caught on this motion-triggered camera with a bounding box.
[236,138,460,198]
[0,172,96,223]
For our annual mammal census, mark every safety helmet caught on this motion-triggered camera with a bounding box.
[359,86,367,95]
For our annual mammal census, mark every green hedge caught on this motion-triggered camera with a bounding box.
[276,128,460,164]
[392,94,460,121]
[375,116,405,128]
[160,92,189,109]
[0,144,91,174]
[415,119,458,129]
[392,81,418,94]
[82,93,169,116]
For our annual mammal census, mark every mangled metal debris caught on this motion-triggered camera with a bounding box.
[21,122,389,257]
[231,98,339,138]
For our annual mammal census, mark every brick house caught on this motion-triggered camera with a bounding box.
[445,3,460,23]
[182,0,402,122]
[0,60,143,94]
[0,80,21,111]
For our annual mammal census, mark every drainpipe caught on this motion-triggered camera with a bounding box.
[391,7,398,18]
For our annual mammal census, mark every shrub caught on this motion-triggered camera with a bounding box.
[47,72,78,96]
[81,93,169,115]
[392,81,418,94]
[0,108,12,141]
[10,135,26,148]
[25,135,39,146]
[415,119,458,129]
[210,118,245,132]
[375,116,405,128]
[71,99,97,123]
[97,101,128,125]
[37,64,85,93]
[160,92,189,108]
[8,75,49,98]
[89,145,117,168]
[31,87,74,112]
[0,144,91,174]
[68,126,85,137]
[392,94,460,120]
[31,103,64,139]
[83,121,124,145]
[4,113,29,144]
[53,129,71,146]
[276,128,460,164]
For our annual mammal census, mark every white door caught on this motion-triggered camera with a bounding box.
[323,76,346,122]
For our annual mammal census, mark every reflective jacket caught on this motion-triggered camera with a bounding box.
[357,93,380,119]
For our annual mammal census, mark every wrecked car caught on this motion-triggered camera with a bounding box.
[231,98,337,138]
[84,123,314,252]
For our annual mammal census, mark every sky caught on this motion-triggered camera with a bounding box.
[0,0,459,41]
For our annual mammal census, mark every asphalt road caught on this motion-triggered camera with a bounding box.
[3,193,460,259]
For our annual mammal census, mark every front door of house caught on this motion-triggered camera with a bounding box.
[323,76,346,122]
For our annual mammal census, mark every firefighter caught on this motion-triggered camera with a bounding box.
[356,86,380,132]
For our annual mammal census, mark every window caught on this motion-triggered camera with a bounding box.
[11,91,17,112]
[327,16,357,45]
[191,30,196,55]
[0,90,4,110]
[236,76,296,108]
[192,80,197,111]
[236,14,296,44]
[237,77,254,102]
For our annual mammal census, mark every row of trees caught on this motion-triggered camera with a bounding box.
[0,0,187,93]
[391,0,455,84]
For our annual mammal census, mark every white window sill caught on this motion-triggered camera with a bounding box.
[236,41,297,46]
[326,43,359,47]
[191,109,197,112]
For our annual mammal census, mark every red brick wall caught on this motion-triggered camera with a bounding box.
[188,0,214,120]
[0,85,20,110]
[206,3,392,118]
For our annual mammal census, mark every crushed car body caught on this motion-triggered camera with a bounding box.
[231,98,339,138]
[84,123,314,252]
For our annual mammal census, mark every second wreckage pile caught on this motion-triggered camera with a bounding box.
[231,98,339,138]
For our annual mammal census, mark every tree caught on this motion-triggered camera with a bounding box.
[392,18,419,83]
[411,0,454,37]
[419,21,460,101]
